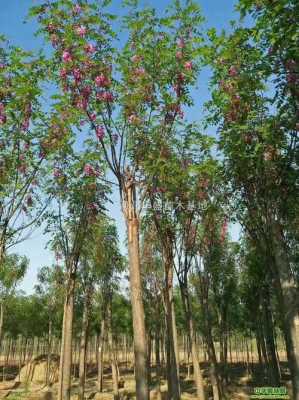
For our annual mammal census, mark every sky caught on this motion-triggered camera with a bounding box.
[0,0,240,293]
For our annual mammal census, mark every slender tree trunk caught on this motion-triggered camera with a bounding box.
[78,294,90,400]
[0,302,4,347]
[164,257,180,400]
[155,327,161,377]
[108,300,119,399]
[270,226,299,400]
[58,275,75,400]
[180,284,206,400]
[46,320,52,386]
[124,180,149,400]
[262,287,280,385]
[97,318,106,392]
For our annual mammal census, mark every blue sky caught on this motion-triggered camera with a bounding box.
[0,0,240,293]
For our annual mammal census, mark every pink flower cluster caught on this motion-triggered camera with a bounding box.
[84,163,97,176]
[85,43,96,54]
[75,25,87,37]
[95,73,110,87]
[0,102,6,125]
[96,126,105,140]
[96,91,114,102]
[62,51,72,63]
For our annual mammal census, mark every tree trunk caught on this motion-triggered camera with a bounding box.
[108,300,119,399]
[262,287,280,385]
[164,256,180,400]
[46,320,52,386]
[0,302,4,346]
[271,226,299,399]
[79,293,90,400]
[123,179,149,400]
[97,318,106,392]
[127,216,149,399]
[155,327,161,377]
[180,284,206,400]
[58,275,75,400]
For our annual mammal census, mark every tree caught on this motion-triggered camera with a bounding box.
[0,253,28,343]
[30,2,204,397]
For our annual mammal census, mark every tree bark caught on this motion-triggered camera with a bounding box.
[108,300,119,399]
[0,302,4,346]
[271,225,299,399]
[78,292,91,400]
[164,257,180,400]
[97,318,106,392]
[180,283,206,400]
[58,274,75,400]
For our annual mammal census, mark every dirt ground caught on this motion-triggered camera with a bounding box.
[0,361,292,400]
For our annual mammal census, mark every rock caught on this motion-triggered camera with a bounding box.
[17,355,59,385]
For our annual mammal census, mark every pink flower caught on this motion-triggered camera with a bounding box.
[177,38,185,48]
[0,103,4,113]
[75,25,87,37]
[131,54,141,63]
[134,67,145,77]
[228,66,238,77]
[23,143,30,151]
[84,163,96,176]
[73,4,82,14]
[96,126,105,140]
[62,51,72,63]
[184,61,192,70]
[60,68,68,79]
[97,91,114,102]
[95,74,110,87]
[90,113,97,122]
[73,68,82,82]
[84,43,96,54]
[21,119,30,131]
[0,115,6,125]
[53,168,62,178]
[81,85,92,99]
[76,98,88,110]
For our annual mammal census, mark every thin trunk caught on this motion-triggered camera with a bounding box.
[46,320,52,386]
[262,287,280,385]
[58,275,75,400]
[164,258,180,400]
[0,302,4,346]
[108,300,119,399]
[79,293,90,400]
[97,318,105,392]
[155,328,161,377]
[270,225,299,399]
[125,198,149,400]
[180,284,206,400]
